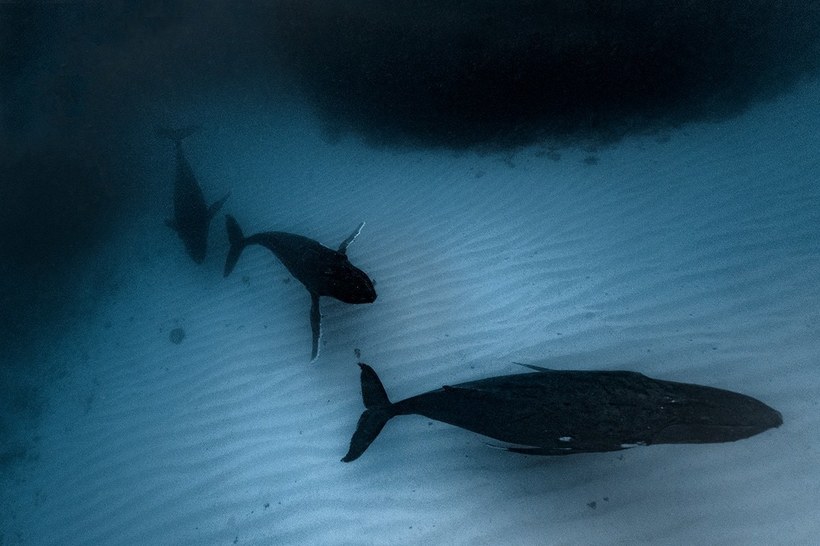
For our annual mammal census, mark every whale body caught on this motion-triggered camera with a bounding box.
[157,125,229,264]
[343,363,783,462]
[224,215,377,361]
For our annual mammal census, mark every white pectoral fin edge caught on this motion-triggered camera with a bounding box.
[338,221,366,254]
[309,293,322,362]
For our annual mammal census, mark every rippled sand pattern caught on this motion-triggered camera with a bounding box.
[2,82,819,545]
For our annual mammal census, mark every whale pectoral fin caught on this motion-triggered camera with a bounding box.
[498,445,575,456]
[338,222,365,254]
[485,442,546,454]
[208,192,231,219]
[490,442,631,456]
[165,218,179,232]
[486,442,577,456]
[309,293,322,362]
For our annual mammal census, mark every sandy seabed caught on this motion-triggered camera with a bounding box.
[2,80,819,545]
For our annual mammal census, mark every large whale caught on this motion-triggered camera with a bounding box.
[343,363,782,462]
[157,125,229,264]
[224,215,377,362]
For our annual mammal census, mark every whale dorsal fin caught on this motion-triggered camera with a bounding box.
[338,222,365,255]
[513,362,556,373]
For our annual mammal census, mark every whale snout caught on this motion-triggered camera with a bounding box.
[187,241,207,264]
[362,283,378,303]
[181,236,208,264]
[348,278,377,304]
[334,269,377,304]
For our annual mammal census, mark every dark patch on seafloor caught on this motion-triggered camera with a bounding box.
[169,327,186,344]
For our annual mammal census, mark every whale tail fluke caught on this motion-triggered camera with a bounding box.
[209,192,231,219]
[342,363,396,462]
[155,124,202,144]
[224,214,246,277]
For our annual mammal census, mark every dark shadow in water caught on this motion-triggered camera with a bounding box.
[269,1,820,149]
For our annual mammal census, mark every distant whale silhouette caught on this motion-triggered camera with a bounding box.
[343,363,782,462]
[224,214,377,362]
[157,125,229,264]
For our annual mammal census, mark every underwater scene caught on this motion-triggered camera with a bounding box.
[2,2,819,544]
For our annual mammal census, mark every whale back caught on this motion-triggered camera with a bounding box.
[394,370,782,454]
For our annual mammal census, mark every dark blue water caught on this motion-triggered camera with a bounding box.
[2,3,819,544]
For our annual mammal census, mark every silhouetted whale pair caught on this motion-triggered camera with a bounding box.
[159,127,377,361]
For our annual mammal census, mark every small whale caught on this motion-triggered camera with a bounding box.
[342,363,782,462]
[157,125,229,264]
[224,214,377,362]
